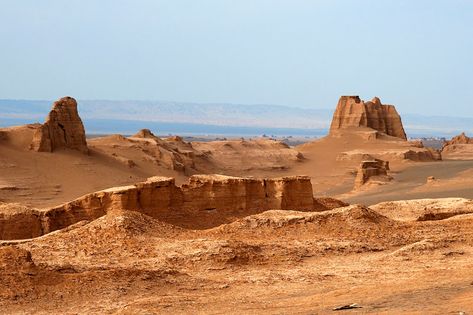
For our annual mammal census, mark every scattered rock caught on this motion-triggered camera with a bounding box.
[111,153,137,168]
[333,303,362,311]
[0,185,20,191]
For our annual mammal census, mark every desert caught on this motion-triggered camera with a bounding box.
[2,2,473,314]
[1,94,473,314]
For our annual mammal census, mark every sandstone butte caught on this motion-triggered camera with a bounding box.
[0,175,346,240]
[30,96,88,153]
[330,96,407,140]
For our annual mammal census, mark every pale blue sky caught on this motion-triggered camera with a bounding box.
[0,0,472,115]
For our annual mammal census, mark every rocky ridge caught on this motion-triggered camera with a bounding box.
[0,174,337,240]
[443,133,473,147]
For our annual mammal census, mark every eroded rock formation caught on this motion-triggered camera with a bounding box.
[444,133,473,147]
[330,96,407,140]
[180,175,314,213]
[441,133,473,159]
[133,129,158,139]
[403,148,442,161]
[0,174,332,239]
[31,97,88,153]
[354,159,392,189]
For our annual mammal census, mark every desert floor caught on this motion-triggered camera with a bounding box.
[1,128,473,314]
[2,205,472,314]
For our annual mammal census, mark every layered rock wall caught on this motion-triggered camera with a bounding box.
[0,175,316,239]
[31,97,88,153]
[330,96,407,140]
[180,175,314,213]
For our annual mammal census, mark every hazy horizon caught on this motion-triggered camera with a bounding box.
[1,1,472,116]
[5,96,473,120]
[3,98,473,138]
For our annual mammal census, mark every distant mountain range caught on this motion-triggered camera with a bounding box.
[0,99,472,138]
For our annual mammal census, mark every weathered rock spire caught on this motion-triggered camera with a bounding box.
[31,96,88,153]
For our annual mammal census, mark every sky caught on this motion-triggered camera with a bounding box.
[0,0,472,116]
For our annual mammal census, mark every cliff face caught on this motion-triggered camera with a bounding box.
[180,175,314,213]
[330,96,407,140]
[0,175,319,239]
[31,97,88,153]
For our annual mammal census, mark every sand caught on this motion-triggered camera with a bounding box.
[2,122,473,313]
[1,206,472,314]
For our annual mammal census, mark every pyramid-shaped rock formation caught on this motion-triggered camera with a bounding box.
[132,128,158,139]
[443,132,473,147]
[330,96,407,140]
[31,97,88,153]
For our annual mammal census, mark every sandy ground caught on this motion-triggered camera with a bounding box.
[2,125,472,208]
[1,205,472,314]
[0,126,304,208]
[2,124,473,314]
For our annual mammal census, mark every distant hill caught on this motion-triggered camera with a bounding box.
[1,99,472,138]
[0,99,332,128]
